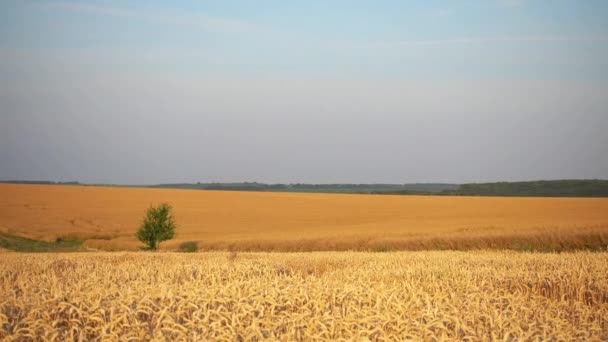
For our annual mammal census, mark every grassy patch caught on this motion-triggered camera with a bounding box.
[0,233,83,252]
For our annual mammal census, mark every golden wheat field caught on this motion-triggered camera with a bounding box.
[1,184,608,251]
[2,184,608,340]
[0,251,607,341]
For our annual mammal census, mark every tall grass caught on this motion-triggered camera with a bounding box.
[180,226,608,252]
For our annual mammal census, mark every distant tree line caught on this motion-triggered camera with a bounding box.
[0,180,80,185]
[152,182,458,194]
[3,179,608,197]
[441,180,608,197]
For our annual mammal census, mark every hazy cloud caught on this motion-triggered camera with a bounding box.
[354,35,608,48]
[37,1,259,33]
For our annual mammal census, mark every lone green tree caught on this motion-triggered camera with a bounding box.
[136,203,176,250]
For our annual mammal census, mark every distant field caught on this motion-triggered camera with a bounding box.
[0,184,607,251]
[1,251,607,340]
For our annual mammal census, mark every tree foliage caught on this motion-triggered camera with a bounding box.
[136,203,176,250]
[448,180,608,197]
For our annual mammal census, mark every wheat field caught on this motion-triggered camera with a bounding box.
[1,184,608,251]
[2,184,608,340]
[0,251,607,341]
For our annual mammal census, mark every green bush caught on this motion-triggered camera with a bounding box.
[179,241,198,253]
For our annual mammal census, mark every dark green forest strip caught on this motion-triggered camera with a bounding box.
[2,179,608,197]
[444,180,608,197]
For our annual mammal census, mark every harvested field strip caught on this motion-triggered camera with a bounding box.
[1,251,607,340]
[1,184,608,251]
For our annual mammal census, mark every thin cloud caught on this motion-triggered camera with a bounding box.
[354,35,608,48]
[498,0,526,7]
[38,1,258,33]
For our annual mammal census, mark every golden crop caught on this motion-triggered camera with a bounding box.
[1,251,607,341]
[1,184,608,251]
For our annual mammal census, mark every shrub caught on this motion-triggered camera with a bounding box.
[179,241,198,253]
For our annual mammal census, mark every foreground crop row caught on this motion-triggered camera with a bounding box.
[1,251,607,340]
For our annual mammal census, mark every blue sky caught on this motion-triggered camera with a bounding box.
[2,0,607,78]
[1,1,607,183]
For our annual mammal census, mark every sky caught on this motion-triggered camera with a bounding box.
[1,0,607,184]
